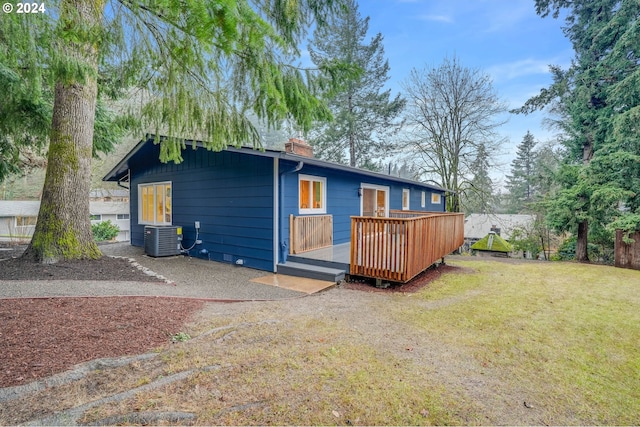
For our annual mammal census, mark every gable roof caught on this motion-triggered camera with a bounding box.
[102,135,451,193]
[470,232,513,252]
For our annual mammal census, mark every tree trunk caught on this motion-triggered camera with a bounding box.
[575,220,590,262]
[22,0,103,263]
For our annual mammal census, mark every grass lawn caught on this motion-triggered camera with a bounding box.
[7,259,639,426]
[397,260,640,425]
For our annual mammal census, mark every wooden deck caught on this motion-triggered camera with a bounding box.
[350,211,464,283]
[293,242,350,266]
[282,211,463,284]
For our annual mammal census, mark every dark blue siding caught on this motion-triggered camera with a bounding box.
[131,145,275,271]
[279,160,446,252]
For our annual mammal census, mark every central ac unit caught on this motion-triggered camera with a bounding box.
[144,225,182,257]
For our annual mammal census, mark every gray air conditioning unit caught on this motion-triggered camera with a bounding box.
[144,225,183,257]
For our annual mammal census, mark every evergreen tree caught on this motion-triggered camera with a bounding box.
[515,0,640,261]
[462,143,495,214]
[308,0,405,168]
[1,0,342,263]
[505,131,538,213]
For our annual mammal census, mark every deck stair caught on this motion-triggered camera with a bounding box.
[287,254,349,272]
[277,259,346,283]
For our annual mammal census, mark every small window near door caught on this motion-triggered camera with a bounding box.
[299,175,326,214]
[402,189,410,210]
[431,192,442,204]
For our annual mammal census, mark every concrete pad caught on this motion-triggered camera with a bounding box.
[251,274,335,294]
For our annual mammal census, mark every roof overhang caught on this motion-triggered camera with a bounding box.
[103,134,452,193]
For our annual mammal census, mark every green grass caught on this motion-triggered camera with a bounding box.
[11,259,639,426]
[116,319,474,426]
[398,260,640,425]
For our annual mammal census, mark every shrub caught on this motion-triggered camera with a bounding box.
[92,220,120,241]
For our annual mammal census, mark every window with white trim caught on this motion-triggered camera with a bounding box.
[299,175,326,214]
[421,191,426,208]
[431,192,442,204]
[90,214,102,221]
[138,182,172,225]
[117,214,130,220]
[402,189,410,210]
[15,216,37,227]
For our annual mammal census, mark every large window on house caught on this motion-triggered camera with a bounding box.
[299,175,326,214]
[138,182,172,225]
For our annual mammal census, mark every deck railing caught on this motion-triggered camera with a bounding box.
[389,210,438,219]
[289,214,333,254]
[350,212,464,282]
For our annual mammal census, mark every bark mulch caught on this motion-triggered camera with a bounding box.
[0,297,204,388]
[0,244,203,388]
[0,243,454,389]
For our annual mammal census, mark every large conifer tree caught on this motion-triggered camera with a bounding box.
[517,0,640,261]
[505,131,538,213]
[1,0,341,263]
[461,143,495,214]
[307,0,405,168]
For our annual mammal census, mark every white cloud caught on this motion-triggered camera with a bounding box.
[487,58,557,82]
[416,14,454,24]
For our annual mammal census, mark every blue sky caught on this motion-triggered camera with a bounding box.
[336,0,574,180]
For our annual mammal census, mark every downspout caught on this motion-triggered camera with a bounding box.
[272,158,279,272]
[279,160,304,265]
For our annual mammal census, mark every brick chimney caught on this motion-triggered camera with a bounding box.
[285,137,314,158]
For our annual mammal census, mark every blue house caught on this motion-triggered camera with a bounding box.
[103,135,449,279]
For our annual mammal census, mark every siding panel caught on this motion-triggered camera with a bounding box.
[278,160,447,254]
[131,146,274,271]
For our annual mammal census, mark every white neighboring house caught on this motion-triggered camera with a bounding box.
[0,200,130,242]
[464,213,536,251]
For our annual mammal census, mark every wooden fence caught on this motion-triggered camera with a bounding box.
[289,214,333,254]
[615,229,640,270]
[350,212,464,282]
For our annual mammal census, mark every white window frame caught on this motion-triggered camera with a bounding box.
[402,189,410,211]
[421,191,426,208]
[138,181,173,225]
[15,216,37,227]
[431,192,442,205]
[117,213,130,220]
[298,174,327,214]
[90,214,102,221]
[360,183,390,217]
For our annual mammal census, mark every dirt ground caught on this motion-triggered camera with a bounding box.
[0,243,449,390]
